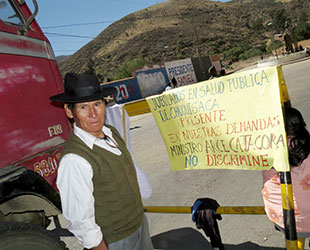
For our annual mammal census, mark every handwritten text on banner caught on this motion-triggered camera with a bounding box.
[146,66,289,172]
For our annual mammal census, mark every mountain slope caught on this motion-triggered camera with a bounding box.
[59,0,309,79]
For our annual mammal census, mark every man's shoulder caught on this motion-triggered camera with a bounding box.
[65,133,85,146]
[62,133,89,156]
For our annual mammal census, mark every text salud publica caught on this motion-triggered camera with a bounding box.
[149,69,285,169]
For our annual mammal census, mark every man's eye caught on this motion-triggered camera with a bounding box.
[95,102,102,106]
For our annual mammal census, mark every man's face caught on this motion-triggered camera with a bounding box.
[64,99,106,137]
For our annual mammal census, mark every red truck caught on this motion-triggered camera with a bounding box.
[0,0,72,249]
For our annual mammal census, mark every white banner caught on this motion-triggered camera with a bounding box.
[165,58,197,87]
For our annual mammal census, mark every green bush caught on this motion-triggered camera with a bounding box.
[176,51,185,59]
[267,40,283,54]
[294,23,310,40]
[239,48,263,60]
[271,9,289,33]
[294,12,310,40]
[113,58,147,80]
[259,42,267,53]
[252,18,264,31]
[223,43,251,61]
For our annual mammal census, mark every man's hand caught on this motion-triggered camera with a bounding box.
[92,240,108,250]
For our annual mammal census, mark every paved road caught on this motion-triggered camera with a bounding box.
[61,58,310,249]
[283,58,310,126]
[129,58,310,250]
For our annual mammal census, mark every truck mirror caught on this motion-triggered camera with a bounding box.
[18,0,38,35]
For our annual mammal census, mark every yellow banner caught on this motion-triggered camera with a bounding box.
[146,66,290,172]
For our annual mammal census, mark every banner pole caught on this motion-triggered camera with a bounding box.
[121,104,127,145]
[279,171,298,250]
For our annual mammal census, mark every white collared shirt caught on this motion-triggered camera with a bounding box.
[73,123,121,155]
[56,124,121,249]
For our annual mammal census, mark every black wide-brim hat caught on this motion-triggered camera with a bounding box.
[49,70,116,103]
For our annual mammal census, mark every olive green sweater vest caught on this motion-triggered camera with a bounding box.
[61,125,144,244]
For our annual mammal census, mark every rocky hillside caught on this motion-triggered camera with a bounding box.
[59,0,310,79]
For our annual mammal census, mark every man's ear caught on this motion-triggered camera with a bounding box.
[64,104,74,119]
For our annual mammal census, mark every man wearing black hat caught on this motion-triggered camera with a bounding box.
[50,71,153,250]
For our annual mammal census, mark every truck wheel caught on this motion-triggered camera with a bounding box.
[0,222,68,250]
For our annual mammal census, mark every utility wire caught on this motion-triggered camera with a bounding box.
[45,32,142,41]
[45,32,95,39]
[41,13,184,30]
[54,49,76,52]
[43,13,188,40]
[42,21,115,29]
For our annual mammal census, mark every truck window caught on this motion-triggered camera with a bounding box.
[0,0,23,25]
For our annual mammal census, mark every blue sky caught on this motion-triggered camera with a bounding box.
[28,0,230,57]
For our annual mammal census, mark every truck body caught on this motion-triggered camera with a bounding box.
[0,1,72,248]
[0,0,70,189]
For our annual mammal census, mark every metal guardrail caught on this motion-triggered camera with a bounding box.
[144,206,266,215]
[124,99,150,117]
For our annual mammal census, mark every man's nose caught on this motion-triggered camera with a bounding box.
[89,106,97,118]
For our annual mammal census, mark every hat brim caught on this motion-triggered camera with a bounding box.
[49,87,116,103]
